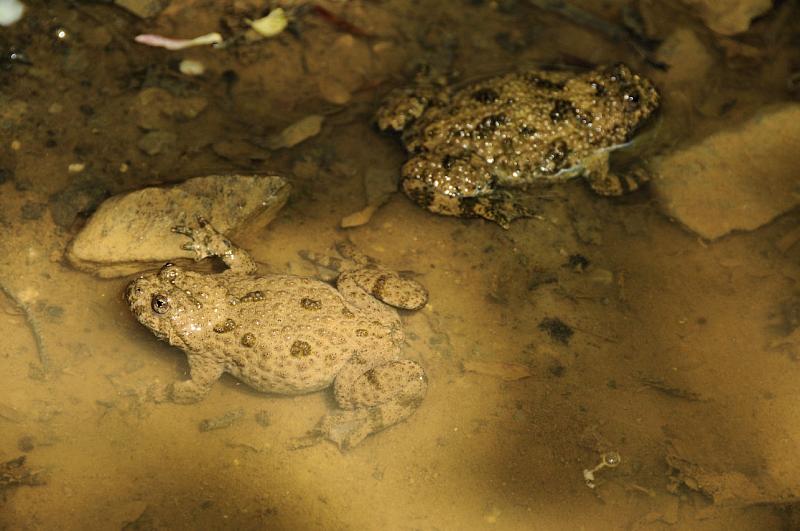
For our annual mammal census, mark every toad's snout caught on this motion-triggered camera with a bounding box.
[124,281,136,305]
[124,278,147,307]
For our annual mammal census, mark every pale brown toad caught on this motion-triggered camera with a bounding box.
[376,63,660,227]
[126,219,428,449]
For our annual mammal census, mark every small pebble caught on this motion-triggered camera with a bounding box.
[179,59,205,76]
[248,8,288,38]
[265,115,324,150]
[318,77,351,105]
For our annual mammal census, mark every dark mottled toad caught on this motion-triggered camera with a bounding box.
[376,63,660,227]
[126,219,428,449]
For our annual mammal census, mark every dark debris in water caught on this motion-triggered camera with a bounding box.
[0,455,46,492]
[539,317,574,344]
[17,435,35,452]
[566,253,590,272]
[548,360,566,377]
[254,410,271,428]
[199,408,245,432]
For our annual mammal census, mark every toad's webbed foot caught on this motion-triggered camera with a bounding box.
[172,217,257,274]
[310,408,380,450]
[287,410,379,451]
[298,398,424,451]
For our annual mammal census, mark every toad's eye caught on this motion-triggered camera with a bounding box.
[151,294,170,314]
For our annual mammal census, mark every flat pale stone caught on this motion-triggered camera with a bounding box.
[66,174,290,277]
[652,105,800,240]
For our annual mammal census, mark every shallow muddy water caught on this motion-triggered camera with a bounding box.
[1,1,800,529]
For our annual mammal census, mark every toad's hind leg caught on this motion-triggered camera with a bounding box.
[583,151,649,196]
[300,245,429,311]
[313,356,428,449]
[343,268,428,311]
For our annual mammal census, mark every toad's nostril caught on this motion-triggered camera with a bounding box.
[125,283,143,303]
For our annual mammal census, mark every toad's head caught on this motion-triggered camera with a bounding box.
[125,263,209,350]
[595,63,660,133]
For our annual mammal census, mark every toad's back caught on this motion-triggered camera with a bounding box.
[402,66,659,184]
[195,274,400,394]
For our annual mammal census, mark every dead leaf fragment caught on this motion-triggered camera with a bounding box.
[341,204,379,228]
[265,115,324,149]
[248,8,288,38]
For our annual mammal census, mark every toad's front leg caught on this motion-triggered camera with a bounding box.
[173,217,258,274]
[170,353,224,404]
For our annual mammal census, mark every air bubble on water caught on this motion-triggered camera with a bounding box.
[602,451,621,467]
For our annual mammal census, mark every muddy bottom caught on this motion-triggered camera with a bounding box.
[1,1,799,529]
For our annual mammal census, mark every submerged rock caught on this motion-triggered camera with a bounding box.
[680,0,773,35]
[652,104,800,240]
[136,130,176,156]
[114,0,169,18]
[49,175,111,227]
[66,174,290,277]
[653,29,713,90]
[134,87,208,131]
